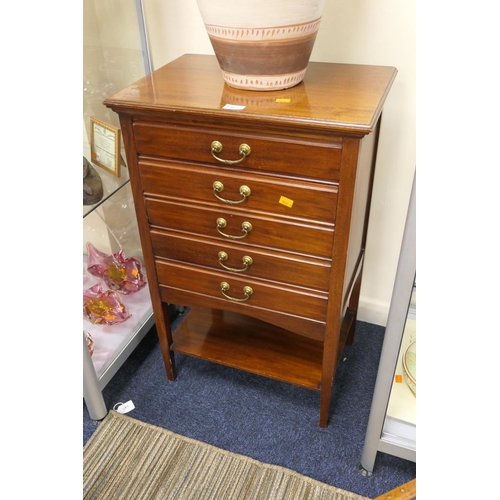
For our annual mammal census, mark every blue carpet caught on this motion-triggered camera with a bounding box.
[83,310,416,499]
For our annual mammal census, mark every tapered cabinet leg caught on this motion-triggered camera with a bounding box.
[158,301,176,380]
[319,389,332,428]
[346,266,363,346]
[319,357,336,428]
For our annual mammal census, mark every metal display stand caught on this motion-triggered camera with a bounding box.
[359,170,416,475]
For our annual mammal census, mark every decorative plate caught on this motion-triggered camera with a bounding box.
[402,340,416,397]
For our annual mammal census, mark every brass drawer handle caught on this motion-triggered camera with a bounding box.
[216,218,252,240]
[220,282,253,302]
[218,251,253,272]
[213,181,251,205]
[211,140,251,165]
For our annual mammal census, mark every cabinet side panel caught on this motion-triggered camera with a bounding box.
[341,119,380,312]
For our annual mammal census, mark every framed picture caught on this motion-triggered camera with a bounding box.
[90,117,121,177]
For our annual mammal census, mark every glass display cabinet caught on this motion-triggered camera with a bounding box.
[359,170,416,475]
[83,0,152,420]
[83,177,154,420]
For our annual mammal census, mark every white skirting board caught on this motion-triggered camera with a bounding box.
[357,296,391,327]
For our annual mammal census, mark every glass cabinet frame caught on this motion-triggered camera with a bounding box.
[359,170,416,475]
[83,0,152,420]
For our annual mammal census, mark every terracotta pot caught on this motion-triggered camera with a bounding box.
[196,0,325,91]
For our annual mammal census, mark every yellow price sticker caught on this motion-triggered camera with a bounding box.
[279,196,294,208]
[276,98,291,103]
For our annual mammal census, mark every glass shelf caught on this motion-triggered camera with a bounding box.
[83,155,130,218]
[83,256,153,384]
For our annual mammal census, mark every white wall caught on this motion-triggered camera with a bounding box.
[142,0,416,326]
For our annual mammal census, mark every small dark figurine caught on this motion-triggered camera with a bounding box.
[83,156,103,205]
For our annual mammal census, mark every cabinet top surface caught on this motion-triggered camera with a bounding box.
[104,54,397,134]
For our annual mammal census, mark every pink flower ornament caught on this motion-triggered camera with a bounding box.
[83,284,132,325]
[86,242,147,294]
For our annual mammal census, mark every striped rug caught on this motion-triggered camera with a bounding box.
[83,411,369,500]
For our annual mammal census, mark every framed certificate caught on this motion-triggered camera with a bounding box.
[90,117,121,177]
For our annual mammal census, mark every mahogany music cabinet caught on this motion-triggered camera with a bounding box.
[104,54,397,427]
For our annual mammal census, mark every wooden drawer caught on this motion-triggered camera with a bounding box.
[145,198,335,259]
[133,121,342,181]
[139,160,338,224]
[155,260,328,323]
[150,229,332,291]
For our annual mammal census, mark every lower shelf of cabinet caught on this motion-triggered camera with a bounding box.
[171,307,324,391]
